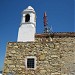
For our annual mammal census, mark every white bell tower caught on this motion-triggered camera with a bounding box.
[17,6,36,42]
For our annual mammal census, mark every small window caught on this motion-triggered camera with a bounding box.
[27,58,34,68]
[25,56,36,70]
[25,14,30,22]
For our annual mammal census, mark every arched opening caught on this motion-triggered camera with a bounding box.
[25,14,30,22]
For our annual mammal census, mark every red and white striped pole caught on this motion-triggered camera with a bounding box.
[43,12,47,27]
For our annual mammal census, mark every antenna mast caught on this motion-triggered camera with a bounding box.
[43,12,52,33]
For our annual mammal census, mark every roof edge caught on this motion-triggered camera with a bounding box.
[35,32,75,38]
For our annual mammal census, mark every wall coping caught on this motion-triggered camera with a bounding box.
[35,32,75,38]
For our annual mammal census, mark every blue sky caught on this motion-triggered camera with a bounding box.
[0,0,74,71]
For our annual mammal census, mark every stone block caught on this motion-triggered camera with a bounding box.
[11,50,16,53]
[4,68,9,72]
[10,65,15,68]
[50,43,55,48]
[40,69,46,74]
[51,55,58,58]
[14,46,18,48]
[51,72,60,75]
[39,54,45,61]
[61,74,67,75]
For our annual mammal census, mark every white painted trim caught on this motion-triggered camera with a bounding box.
[25,56,37,70]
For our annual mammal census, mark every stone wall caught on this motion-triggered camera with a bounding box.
[3,34,75,75]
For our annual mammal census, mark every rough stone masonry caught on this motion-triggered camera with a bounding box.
[3,32,75,75]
